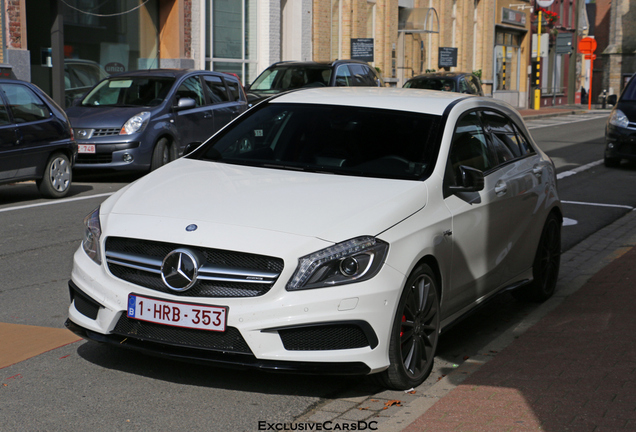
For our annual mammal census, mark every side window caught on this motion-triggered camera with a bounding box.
[449,111,495,177]
[1,83,50,123]
[470,76,482,95]
[334,65,352,86]
[225,79,241,101]
[203,75,230,104]
[482,111,531,164]
[459,78,469,93]
[465,77,479,95]
[349,64,375,86]
[176,76,205,107]
[0,93,11,126]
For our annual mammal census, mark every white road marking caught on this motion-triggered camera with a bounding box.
[561,200,634,210]
[0,192,114,213]
[556,159,604,179]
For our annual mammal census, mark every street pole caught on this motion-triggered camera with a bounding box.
[534,10,542,110]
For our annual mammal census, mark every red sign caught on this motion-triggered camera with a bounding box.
[578,37,597,55]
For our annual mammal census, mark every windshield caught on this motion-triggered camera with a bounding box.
[190,103,441,181]
[81,77,176,107]
[622,75,636,101]
[249,66,332,93]
[405,78,456,92]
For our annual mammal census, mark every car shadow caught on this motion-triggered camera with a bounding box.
[74,340,381,398]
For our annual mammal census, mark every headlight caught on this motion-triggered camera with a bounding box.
[120,112,151,135]
[82,207,102,265]
[608,109,629,128]
[286,236,389,291]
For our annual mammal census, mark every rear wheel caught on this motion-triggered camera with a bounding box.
[513,213,561,302]
[378,263,440,390]
[37,153,72,198]
[150,137,170,171]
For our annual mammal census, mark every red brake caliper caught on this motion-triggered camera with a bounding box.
[400,314,406,338]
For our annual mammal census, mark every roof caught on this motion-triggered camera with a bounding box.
[105,69,231,79]
[407,72,476,81]
[267,59,372,68]
[268,87,470,116]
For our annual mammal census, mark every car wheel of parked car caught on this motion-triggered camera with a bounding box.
[37,153,72,199]
[379,263,440,390]
[513,213,561,302]
[169,141,179,162]
[151,137,171,171]
[604,156,621,168]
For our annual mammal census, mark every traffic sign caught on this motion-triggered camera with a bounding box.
[578,37,597,54]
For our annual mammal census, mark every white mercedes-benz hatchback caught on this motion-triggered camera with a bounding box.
[66,87,561,390]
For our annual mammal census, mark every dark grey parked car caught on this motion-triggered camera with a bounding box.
[66,69,248,172]
[245,60,383,103]
[0,79,76,198]
[604,72,636,167]
[404,72,484,96]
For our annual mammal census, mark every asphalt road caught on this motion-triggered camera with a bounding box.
[2,112,634,431]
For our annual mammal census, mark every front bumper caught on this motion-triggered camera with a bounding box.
[74,138,148,171]
[605,125,636,161]
[67,246,404,374]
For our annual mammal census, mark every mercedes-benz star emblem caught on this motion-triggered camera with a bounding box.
[161,248,200,292]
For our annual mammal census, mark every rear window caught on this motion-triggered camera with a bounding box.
[192,103,442,181]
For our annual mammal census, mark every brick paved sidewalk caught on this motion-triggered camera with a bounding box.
[402,246,636,432]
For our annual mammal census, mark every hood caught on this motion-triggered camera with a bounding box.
[65,105,161,128]
[103,158,428,243]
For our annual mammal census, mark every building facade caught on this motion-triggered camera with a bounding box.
[1,0,595,110]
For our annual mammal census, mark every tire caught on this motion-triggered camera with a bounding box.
[513,213,561,302]
[604,156,620,168]
[150,137,171,171]
[37,153,72,198]
[377,263,441,390]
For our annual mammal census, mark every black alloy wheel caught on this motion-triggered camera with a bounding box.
[379,263,440,390]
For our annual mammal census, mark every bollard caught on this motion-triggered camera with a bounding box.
[602,89,607,109]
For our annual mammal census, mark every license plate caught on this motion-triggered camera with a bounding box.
[78,144,95,154]
[127,294,227,332]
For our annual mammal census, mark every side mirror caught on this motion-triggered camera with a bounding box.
[448,165,485,193]
[183,142,202,156]
[174,97,196,110]
[607,94,617,105]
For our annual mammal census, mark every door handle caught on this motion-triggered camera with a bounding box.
[203,113,212,119]
[532,165,543,177]
[494,180,507,196]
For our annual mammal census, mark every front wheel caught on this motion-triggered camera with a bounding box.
[37,153,72,198]
[378,263,440,390]
[150,137,171,171]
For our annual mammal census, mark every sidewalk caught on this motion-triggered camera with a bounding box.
[391,106,635,432]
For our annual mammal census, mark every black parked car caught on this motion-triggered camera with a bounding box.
[0,79,76,198]
[245,60,383,103]
[66,69,248,172]
[605,72,636,167]
[403,72,484,96]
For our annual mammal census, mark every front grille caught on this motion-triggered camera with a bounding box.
[76,153,113,164]
[105,237,284,298]
[279,324,371,351]
[112,314,252,354]
[92,128,120,137]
